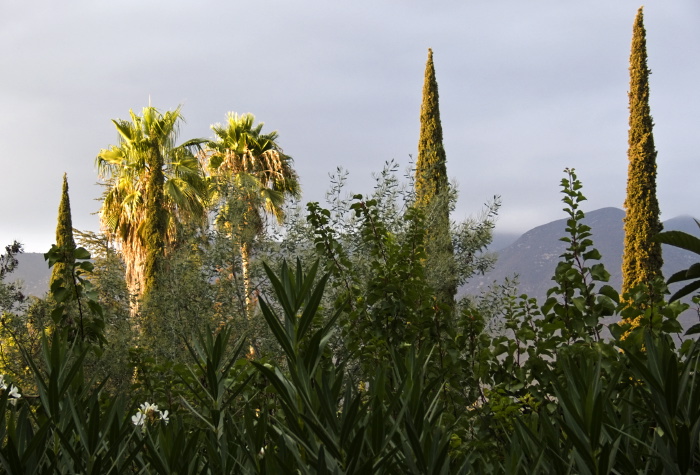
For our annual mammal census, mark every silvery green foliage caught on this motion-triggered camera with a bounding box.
[0,241,26,314]
[273,159,499,302]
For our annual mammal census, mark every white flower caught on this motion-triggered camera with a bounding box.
[132,411,146,426]
[7,385,20,406]
[132,402,169,429]
[0,375,21,406]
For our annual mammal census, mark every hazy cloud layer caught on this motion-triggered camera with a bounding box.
[1,0,698,251]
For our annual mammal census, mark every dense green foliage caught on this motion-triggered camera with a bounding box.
[1,166,698,473]
[0,11,697,471]
[0,242,25,314]
[96,106,207,304]
[205,113,301,320]
[415,49,457,313]
[49,174,76,297]
[621,7,664,300]
[656,224,700,303]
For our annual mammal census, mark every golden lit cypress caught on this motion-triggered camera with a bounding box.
[621,7,663,298]
[415,49,456,311]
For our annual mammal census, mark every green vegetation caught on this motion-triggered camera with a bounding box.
[206,113,300,320]
[621,7,664,302]
[0,170,697,472]
[656,225,700,302]
[96,107,207,306]
[0,9,697,473]
[416,48,457,313]
[49,174,76,297]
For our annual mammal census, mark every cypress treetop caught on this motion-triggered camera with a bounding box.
[621,7,663,298]
[416,48,449,210]
[415,48,456,312]
[50,173,77,292]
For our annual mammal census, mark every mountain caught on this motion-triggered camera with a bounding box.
[465,208,625,299]
[8,252,51,298]
[7,210,700,312]
[489,232,520,252]
[463,208,700,329]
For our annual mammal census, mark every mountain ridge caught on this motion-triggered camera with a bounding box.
[6,209,700,314]
[462,207,700,330]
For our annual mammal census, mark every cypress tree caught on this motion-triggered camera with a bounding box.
[415,48,456,311]
[621,7,663,299]
[50,173,76,292]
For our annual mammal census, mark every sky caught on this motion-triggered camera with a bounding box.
[1,0,699,252]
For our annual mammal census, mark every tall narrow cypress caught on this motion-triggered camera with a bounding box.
[621,7,663,299]
[415,49,456,312]
[50,173,76,292]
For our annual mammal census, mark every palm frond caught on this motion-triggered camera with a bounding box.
[96,105,209,296]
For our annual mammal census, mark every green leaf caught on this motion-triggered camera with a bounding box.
[298,273,328,342]
[661,319,682,334]
[590,263,610,282]
[258,298,295,364]
[670,280,700,303]
[74,247,91,260]
[583,249,601,261]
[655,230,700,254]
[598,285,619,303]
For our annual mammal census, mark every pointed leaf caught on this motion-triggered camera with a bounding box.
[670,280,700,302]
[258,297,295,363]
[655,230,700,255]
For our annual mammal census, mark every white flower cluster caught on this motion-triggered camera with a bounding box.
[0,375,21,406]
[131,402,169,429]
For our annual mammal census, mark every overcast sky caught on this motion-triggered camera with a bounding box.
[1,1,698,252]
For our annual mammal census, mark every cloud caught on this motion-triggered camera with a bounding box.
[0,0,698,252]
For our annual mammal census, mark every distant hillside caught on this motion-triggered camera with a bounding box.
[489,232,520,252]
[462,208,700,329]
[8,253,50,297]
[8,211,700,321]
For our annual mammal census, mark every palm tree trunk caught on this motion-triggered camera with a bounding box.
[124,243,145,327]
[241,240,253,320]
[142,147,167,300]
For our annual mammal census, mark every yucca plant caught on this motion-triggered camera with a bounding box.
[626,333,700,474]
[1,330,143,474]
[512,353,630,475]
[178,326,260,473]
[249,258,467,473]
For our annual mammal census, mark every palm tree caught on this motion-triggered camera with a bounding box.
[96,106,208,304]
[205,112,300,319]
